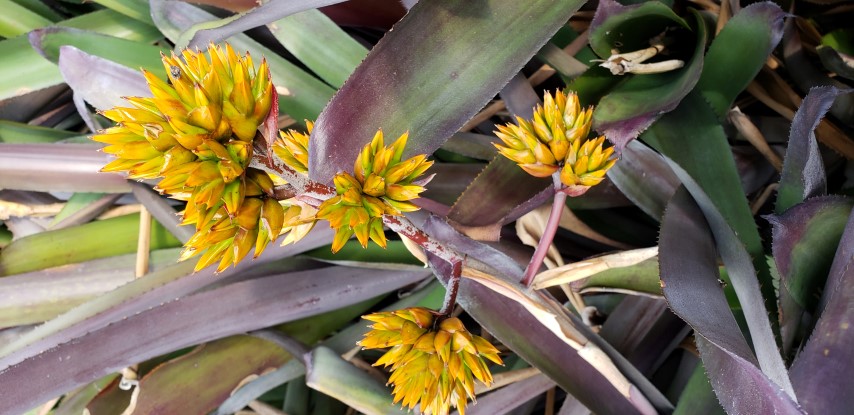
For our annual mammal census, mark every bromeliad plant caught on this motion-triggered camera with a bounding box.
[92,43,507,415]
[4,0,854,414]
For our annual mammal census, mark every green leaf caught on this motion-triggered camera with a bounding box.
[30,27,168,77]
[571,257,661,296]
[769,197,853,309]
[673,364,726,415]
[0,213,182,276]
[305,346,408,415]
[132,336,290,414]
[308,0,587,185]
[588,0,689,59]
[8,0,63,22]
[0,9,161,100]
[268,9,368,88]
[0,120,78,143]
[49,192,108,227]
[0,0,52,37]
[695,2,786,119]
[592,10,707,150]
[91,0,155,25]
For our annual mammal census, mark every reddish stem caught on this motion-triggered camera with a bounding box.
[521,174,567,287]
[438,260,462,317]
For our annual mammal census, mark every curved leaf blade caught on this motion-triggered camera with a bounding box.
[768,196,853,309]
[777,86,852,214]
[593,10,707,150]
[659,187,802,414]
[696,2,786,119]
[308,0,586,184]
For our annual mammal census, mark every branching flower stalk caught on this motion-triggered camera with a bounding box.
[493,89,617,287]
[95,44,501,415]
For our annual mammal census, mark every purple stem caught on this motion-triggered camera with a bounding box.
[521,174,567,287]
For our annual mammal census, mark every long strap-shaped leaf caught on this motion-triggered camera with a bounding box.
[0,267,430,414]
[660,187,802,414]
[663,160,797,399]
[308,0,586,185]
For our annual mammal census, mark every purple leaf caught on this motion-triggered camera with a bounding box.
[0,266,429,414]
[768,196,853,309]
[445,73,548,233]
[185,0,346,49]
[598,296,688,375]
[777,86,853,214]
[664,161,795,398]
[789,212,854,414]
[659,186,802,413]
[606,140,679,220]
[308,0,585,185]
[0,226,333,369]
[426,255,671,414]
[499,72,540,123]
[461,374,555,415]
[421,214,524,280]
[0,143,130,193]
[446,157,549,238]
[58,46,149,111]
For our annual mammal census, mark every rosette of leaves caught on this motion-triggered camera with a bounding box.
[359,307,503,415]
[93,43,287,271]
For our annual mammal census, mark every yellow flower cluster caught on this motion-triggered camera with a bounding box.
[359,307,503,415]
[315,130,432,252]
[94,44,290,271]
[494,89,616,194]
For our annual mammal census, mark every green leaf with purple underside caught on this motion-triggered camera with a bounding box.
[643,90,776,325]
[0,249,180,327]
[308,0,586,185]
[768,196,852,309]
[776,86,852,214]
[789,210,854,414]
[659,187,801,414]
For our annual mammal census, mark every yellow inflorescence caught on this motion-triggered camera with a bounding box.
[316,130,433,253]
[359,307,503,415]
[493,89,616,194]
[93,43,289,272]
[274,121,313,174]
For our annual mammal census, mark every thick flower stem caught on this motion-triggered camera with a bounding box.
[439,260,462,317]
[521,174,567,287]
